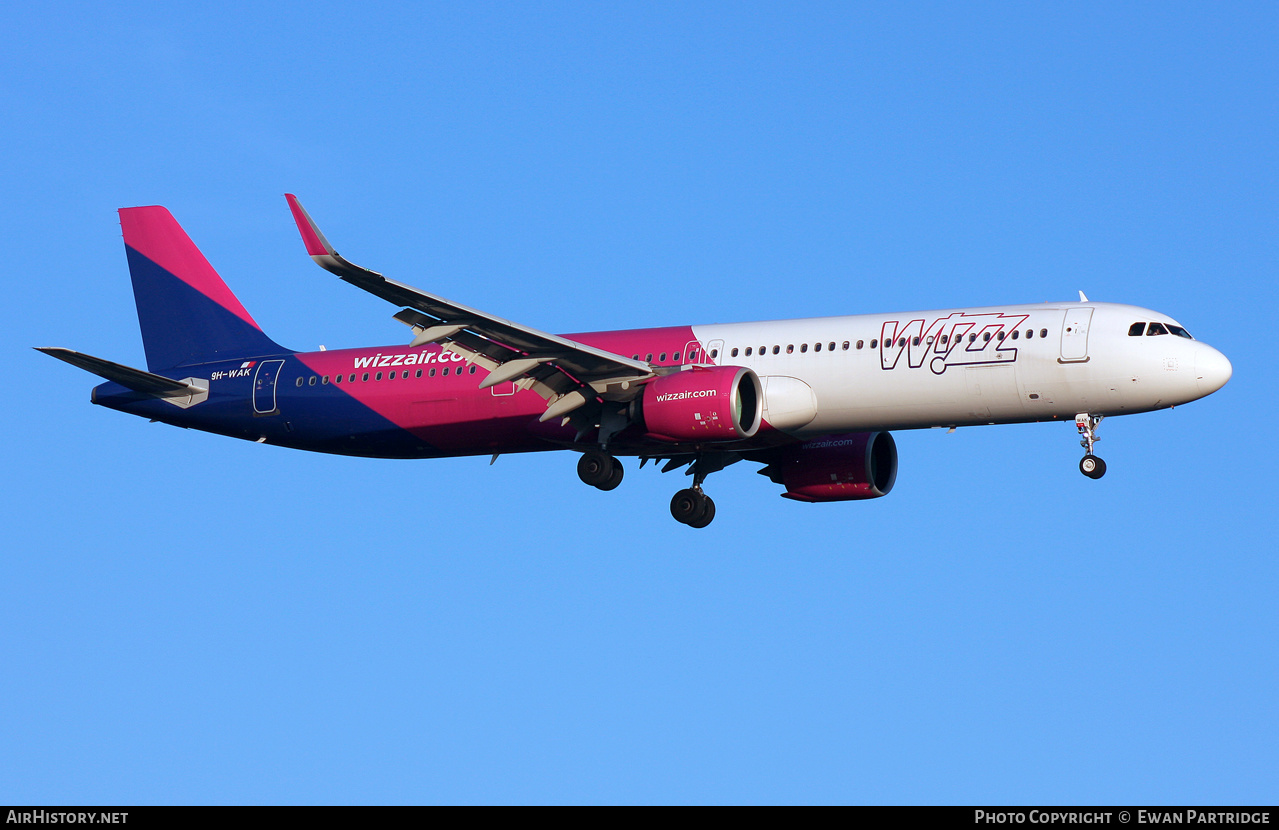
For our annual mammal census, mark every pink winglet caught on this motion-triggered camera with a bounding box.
[285,194,335,257]
[118,206,263,331]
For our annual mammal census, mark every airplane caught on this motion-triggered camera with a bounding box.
[38,196,1233,527]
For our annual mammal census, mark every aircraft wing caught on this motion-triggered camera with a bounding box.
[285,195,654,423]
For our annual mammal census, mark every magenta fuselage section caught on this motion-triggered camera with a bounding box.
[275,325,704,457]
[93,324,803,460]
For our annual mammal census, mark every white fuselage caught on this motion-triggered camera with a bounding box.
[691,301,1231,435]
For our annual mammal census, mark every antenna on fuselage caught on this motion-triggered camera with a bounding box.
[1078,291,1089,302]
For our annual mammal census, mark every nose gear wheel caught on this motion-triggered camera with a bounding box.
[1075,414,1106,479]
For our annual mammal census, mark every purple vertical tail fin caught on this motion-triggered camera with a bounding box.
[120,206,287,371]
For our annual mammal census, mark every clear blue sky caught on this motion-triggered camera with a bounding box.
[3,2,1276,804]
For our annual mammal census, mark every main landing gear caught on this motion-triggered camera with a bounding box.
[1075,413,1107,480]
[577,449,623,491]
[669,456,727,528]
[576,449,724,528]
[670,487,715,529]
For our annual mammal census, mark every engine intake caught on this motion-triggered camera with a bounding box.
[641,366,763,444]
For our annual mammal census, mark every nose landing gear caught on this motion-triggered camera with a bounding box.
[1075,413,1106,479]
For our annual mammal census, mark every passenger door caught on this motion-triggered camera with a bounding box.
[252,359,286,415]
[1059,308,1094,363]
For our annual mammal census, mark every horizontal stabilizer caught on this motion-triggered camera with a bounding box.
[36,348,208,398]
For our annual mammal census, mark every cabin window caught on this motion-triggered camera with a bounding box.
[731,347,739,357]
[870,339,878,349]
[362,373,369,382]
[1012,330,1019,340]
[350,374,356,383]
[814,342,821,352]
[710,349,719,358]
[745,347,753,356]
[1040,328,1048,338]
[416,369,422,378]
[296,377,303,387]
[898,338,906,347]
[429,369,436,377]
[1025,330,1033,339]
[800,343,808,353]
[442,367,449,376]
[911,337,920,346]
[469,366,476,374]
[645,353,653,362]
[376,372,383,381]
[854,340,862,349]
[997,331,1005,341]
[983,333,991,342]
[322,375,329,384]
[969,334,977,343]
[660,352,667,362]
[1129,323,1145,336]
[335,374,342,384]
[673,352,680,361]
[830,342,837,351]
[772,346,780,355]
[787,344,794,354]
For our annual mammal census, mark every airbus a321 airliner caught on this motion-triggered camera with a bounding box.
[39,196,1232,527]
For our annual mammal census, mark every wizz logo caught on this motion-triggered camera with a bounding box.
[880,312,1031,375]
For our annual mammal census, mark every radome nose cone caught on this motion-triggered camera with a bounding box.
[1196,346,1232,396]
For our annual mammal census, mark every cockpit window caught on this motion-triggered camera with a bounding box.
[1146,322,1169,336]
[1129,323,1145,336]
[1167,324,1193,339]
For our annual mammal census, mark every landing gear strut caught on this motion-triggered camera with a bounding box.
[578,450,623,491]
[1075,413,1106,480]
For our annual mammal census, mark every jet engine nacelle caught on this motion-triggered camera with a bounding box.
[772,432,898,502]
[640,366,763,443]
